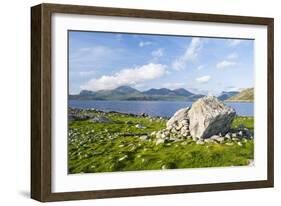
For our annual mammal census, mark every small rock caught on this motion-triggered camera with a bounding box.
[225,133,231,139]
[91,116,112,123]
[118,155,128,161]
[156,139,165,145]
[161,165,167,170]
[181,119,189,126]
[237,142,243,146]
[225,142,234,146]
[232,137,239,141]
[238,131,243,137]
[135,124,146,129]
[196,140,205,145]
[204,139,215,144]
[140,135,149,141]
[150,131,157,136]
[192,137,199,141]
[210,135,225,143]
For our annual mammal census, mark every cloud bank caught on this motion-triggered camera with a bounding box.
[81,63,166,91]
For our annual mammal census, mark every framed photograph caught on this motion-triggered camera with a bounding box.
[31,3,274,202]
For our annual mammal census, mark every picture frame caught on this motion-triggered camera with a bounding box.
[31,3,274,202]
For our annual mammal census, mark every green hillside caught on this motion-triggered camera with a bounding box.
[227,88,254,102]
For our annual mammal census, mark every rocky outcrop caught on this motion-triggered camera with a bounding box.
[166,107,190,137]
[188,96,236,139]
[165,96,236,140]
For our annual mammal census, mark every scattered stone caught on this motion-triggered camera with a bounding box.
[188,96,236,139]
[118,155,128,161]
[192,137,199,141]
[91,116,113,123]
[69,113,92,121]
[196,140,205,145]
[150,131,157,136]
[140,135,149,141]
[238,131,243,137]
[135,124,146,129]
[225,142,234,146]
[210,135,225,143]
[138,112,147,117]
[232,137,239,141]
[156,139,165,145]
[204,139,216,144]
[161,165,167,170]
[225,133,231,139]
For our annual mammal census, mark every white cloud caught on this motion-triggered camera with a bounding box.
[81,63,166,91]
[227,52,238,59]
[151,48,164,58]
[197,65,205,70]
[139,41,153,47]
[172,38,203,70]
[228,39,242,47]
[162,82,185,89]
[196,75,211,83]
[216,60,237,69]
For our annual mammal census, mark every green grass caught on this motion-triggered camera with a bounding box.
[68,111,254,174]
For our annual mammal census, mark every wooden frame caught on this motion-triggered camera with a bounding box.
[31,3,274,202]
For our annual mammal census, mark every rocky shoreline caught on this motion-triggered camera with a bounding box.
[68,97,253,147]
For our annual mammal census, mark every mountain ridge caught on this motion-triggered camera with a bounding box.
[70,86,253,102]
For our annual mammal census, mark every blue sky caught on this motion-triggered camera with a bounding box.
[69,31,254,95]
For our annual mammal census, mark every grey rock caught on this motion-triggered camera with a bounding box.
[238,131,243,137]
[204,139,216,144]
[225,133,231,139]
[135,124,146,129]
[210,135,225,143]
[188,96,236,139]
[155,139,165,145]
[90,116,113,123]
[196,140,205,145]
[118,155,128,161]
[166,107,190,129]
[140,135,149,141]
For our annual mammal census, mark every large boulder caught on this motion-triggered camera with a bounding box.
[188,96,236,139]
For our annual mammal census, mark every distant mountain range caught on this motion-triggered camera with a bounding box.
[70,86,204,101]
[69,86,254,102]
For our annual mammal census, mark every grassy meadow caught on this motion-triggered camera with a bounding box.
[68,109,254,174]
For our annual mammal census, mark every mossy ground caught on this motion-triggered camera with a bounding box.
[68,110,254,174]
